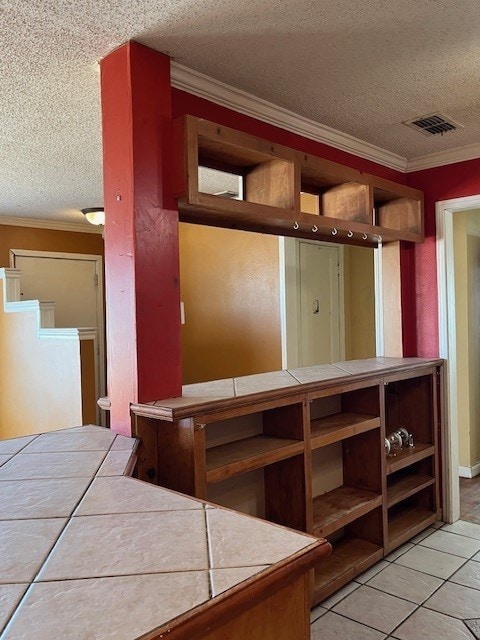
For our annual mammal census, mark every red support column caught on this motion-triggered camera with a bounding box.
[100,41,182,435]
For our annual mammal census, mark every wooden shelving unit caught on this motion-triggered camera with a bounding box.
[173,115,424,246]
[132,358,442,609]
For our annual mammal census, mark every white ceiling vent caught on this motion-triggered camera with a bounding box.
[403,113,463,137]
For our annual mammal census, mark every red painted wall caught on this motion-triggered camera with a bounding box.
[406,159,480,357]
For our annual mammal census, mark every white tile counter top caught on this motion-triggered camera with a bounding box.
[0,426,324,640]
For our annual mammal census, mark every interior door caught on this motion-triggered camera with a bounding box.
[298,243,341,366]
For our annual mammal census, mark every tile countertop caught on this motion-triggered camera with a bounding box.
[131,357,444,420]
[0,426,324,640]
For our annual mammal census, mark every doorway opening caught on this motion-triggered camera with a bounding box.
[436,195,480,523]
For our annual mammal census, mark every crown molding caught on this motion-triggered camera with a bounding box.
[406,142,480,173]
[170,62,408,173]
[0,215,103,234]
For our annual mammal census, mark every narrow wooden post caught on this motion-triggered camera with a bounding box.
[100,41,182,435]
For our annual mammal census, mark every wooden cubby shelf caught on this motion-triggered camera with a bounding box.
[313,537,383,604]
[206,436,304,484]
[313,486,382,538]
[386,443,435,475]
[173,115,425,245]
[132,358,443,608]
[388,506,437,551]
[311,412,380,449]
[387,474,435,508]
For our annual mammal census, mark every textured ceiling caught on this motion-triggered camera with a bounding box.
[2,0,480,222]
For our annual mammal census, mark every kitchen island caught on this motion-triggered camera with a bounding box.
[0,425,328,639]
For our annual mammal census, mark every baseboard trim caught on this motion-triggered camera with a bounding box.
[459,462,480,478]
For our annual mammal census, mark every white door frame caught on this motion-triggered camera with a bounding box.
[436,194,480,523]
[9,249,106,424]
[279,237,345,369]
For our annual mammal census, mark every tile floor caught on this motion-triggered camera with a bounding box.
[311,520,480,640]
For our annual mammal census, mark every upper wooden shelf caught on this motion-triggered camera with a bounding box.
[173,115,424,245]
[311,412,380,449]
[386,443,435,475]
[206,435,304,484]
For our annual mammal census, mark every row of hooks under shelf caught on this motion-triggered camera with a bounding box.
[292,221,382,243]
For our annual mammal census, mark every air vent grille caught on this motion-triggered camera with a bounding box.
[403,113,462,137]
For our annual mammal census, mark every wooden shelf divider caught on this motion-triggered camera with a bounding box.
[311,412,380,449]
[386,443,435,475]
[387,474,435,508]
[206,435,304,484]
[313,486,382,538]
[313,537,383,605]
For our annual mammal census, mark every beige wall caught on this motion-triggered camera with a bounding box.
[0,224,104,268]
[454,210,480,470]
[344,246,376,360]
[179,223,282,384]
[0,285,84,439]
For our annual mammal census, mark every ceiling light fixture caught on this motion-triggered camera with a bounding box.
[81,207,105,226]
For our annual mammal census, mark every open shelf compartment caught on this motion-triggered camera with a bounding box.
[387,486,437,552]
[206,435,303,483]
[313,485,382,538]
[313,508,384,605]
[387,457,435,507]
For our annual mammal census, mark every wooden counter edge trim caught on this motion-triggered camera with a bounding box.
[130,360,444,422]
[140,539,331,640]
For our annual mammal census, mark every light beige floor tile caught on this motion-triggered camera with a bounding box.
[0,455,12,467]
[424,581,480,619]
[96,450,134,476]
[0,451,105,480]
[320,581,360,608]
[21,429,114,453]
[332,585,416,634]
[206,508,314,568]
[0,436,36,456]
[396,545,465,578]
[37,510,209,580]
[210,566,268,596]
[473,551,480,563]
[75,476,203,516]
[0,584,28,631]
[0,478,91,520]
[2,572,210,640]
[392,607,474,640]
[384,542,414,562]
[419,530,480,558]
[311,611,387,639]
[0,518,66,583]
[450,560,480,590]
[110,435,137,451]
[366,563,443,603]
[356,560,389,583]
[410,527,436,543]
[234,370,299,395]
[443,520,480,541]
[310,605,328,623]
